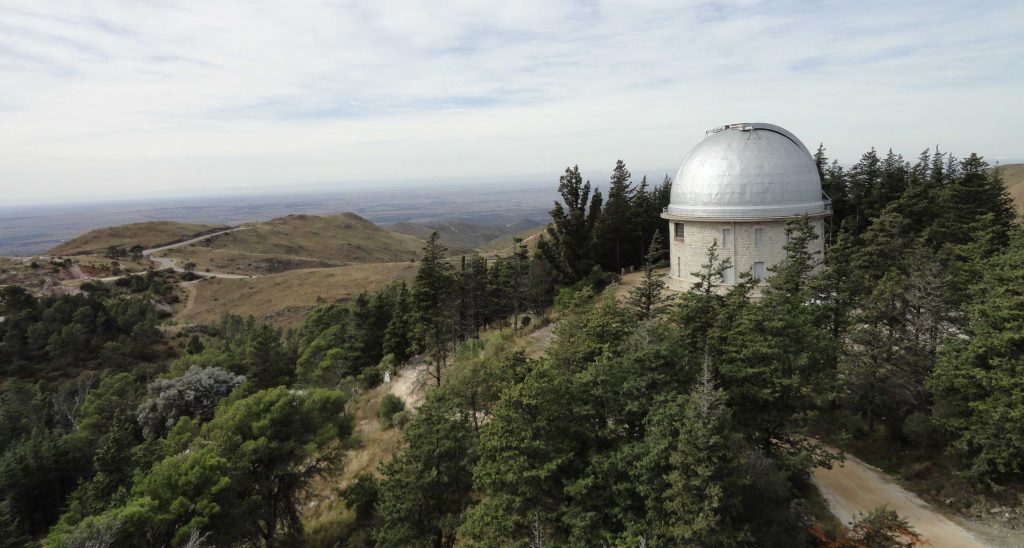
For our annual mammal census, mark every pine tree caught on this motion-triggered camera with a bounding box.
[537,166,600,283]
[663,361,750,546]
[939,154,1016,248]
[377,395,476,547]
[630,175,653,264]
[458,255,489,339]
[383,282,414,364]
[626,231,673,321]
[594,160,637,271]
[242,324,294,390]
[847,148,882,234]
[411,233,458,386]
[928,229,1024,482]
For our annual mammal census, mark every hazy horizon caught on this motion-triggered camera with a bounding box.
[2,1,1022,207]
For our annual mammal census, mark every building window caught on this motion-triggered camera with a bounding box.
[754,228,764,248]
[722,228,733,249]
[723,265,734,284]
[674,222,685,242]
[677,257,682,277]
[753,261,765,280]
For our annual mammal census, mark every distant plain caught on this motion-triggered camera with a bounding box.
[0,180,556,256]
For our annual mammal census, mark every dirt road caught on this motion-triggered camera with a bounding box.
[812,453,990,547]
[136,227,254,279]
[148,256,250,279]
[142,226,251,256]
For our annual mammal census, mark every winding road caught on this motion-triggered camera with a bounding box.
[144,227,253,279]
[142,226,251,256]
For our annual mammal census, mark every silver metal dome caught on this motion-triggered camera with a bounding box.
[667,123,828,219]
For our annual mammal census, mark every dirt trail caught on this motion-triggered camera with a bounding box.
[388,361,432,411]
[179,280,199,317]
[812,453,991,547]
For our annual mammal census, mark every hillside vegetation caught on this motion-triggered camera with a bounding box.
[48,221,227,256]
[7,152,1024,547]
[177,261,418,327]
[996,163,1024,214]
[387,220,541,252]
[164,213,424,275]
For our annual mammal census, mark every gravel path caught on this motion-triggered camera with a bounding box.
[812,453,990,547]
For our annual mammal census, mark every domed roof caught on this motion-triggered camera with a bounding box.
[667,123,827,219]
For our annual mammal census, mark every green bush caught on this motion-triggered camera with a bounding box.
[360,367,383,390]
[392,410,409,429]
[378,394,405,429]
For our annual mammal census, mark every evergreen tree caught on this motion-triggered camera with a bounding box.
[715,217,833,456]
[937,154,1016,248]
[594,159,637,271]
[929,230,1024,482]
[377,395,475,547]
[663,364,750,546]
[537,165,600,283]
[458,255,489,339]
[625,231,672,321]
[242,324,294,390]
[847,148,882,234]
[383,282,415,364]
[411,233,458,386]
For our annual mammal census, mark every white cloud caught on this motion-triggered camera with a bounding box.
[0,0,1021,205]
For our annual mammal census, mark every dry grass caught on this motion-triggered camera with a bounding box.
[162,213,425,275]
[49,221,226,256]
[73,254,148,273]
[996,163,1024,216]
[302,383,406,547]
[177,261,418,327]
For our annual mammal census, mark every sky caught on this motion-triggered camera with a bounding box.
[1,0,1022,206]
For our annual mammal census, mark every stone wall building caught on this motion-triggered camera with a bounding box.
[661,123,830,292]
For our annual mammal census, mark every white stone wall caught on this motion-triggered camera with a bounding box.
[665,217,825,292]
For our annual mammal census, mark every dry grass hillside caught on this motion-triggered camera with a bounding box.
[997,163,1024,215]
[176,261,418,327]
[163,213,425,275]
[49,221,227,256]
[388,220,540,252]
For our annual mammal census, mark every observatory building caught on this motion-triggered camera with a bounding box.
[662,123,829,291]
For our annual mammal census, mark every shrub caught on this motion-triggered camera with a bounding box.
[360,367,383,390]
[378,394,405,429]
[341,473,380,523]
[391,410,410,429]
[136,366,245,438]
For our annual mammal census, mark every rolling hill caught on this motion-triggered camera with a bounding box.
[162,213,425,275]
[387,219,542,252]
[997,163,1024,215]
[177,261,419,327]
[48,221,228,256]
